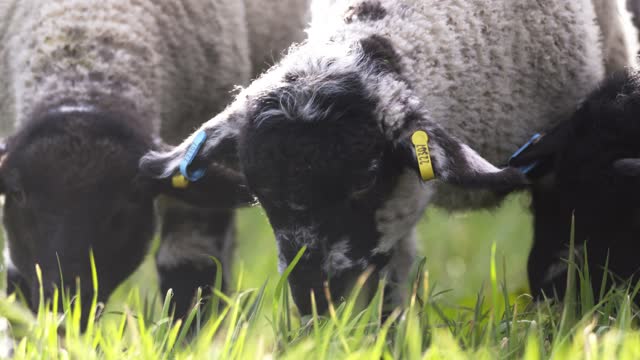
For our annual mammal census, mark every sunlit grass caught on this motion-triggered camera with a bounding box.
[0,194,639,359]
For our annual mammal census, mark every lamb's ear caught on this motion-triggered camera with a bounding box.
[396,126,530,192]
[147,159,255,208]
[613,159,640,176]
[507,120,574,180]
[139,110,253,208]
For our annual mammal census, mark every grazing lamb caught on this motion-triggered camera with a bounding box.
[141,0,637,314]
[511,69,640,301]
[0,0,310,321]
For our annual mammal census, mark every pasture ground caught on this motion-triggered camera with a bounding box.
[1,194,640,359]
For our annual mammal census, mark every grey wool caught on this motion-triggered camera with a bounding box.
[0,0,311,143]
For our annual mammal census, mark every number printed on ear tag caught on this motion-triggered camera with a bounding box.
[179,130,208,182]
[412,130,435,181]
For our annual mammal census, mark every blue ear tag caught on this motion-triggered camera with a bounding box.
[509,133,543,174]
[179,130,208,182]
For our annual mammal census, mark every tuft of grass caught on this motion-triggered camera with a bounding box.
[1,244,640,359]
[0,195,639,359]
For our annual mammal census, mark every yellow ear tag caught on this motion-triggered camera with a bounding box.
[171,174,190,189]
[411,130,435,181]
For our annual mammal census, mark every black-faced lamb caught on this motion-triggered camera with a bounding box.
[0,0,310,321]
[141,0,638,314]
[510,69,640,301]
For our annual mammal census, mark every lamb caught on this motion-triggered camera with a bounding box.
[141,0,638,314]
[0,0,310,321]
[510,69,640,301]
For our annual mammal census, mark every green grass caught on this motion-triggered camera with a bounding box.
[1,194,639,359]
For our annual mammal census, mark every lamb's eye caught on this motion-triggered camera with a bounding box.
[351,177,377,199]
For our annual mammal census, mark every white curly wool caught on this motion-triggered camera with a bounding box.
[0,0,310,143]
[246,0,312,76]
[313,0,635,165]
[183,0,638,209]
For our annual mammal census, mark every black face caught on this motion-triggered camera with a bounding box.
[553,73,640,210]
[512,71,640,285]
[556,73,640,277]
[1,109,155,317]
[238,72,411,313]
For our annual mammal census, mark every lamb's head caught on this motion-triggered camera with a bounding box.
[511,70,640,248]
[0,103,251,321]
[142,39,529,314]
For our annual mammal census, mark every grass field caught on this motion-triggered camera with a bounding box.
[1,194,640,359]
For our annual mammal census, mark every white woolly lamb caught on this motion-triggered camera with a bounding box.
[143,0,637,314]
